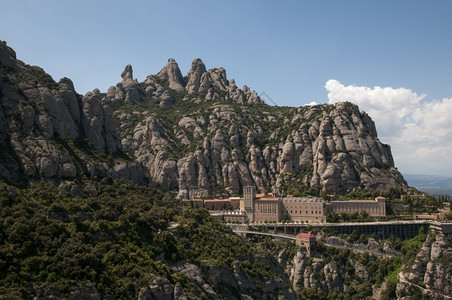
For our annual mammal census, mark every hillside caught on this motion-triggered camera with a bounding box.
[0,180,296,299]
[2,178,450,299]
[0,41,406,197]
[3,38,452,299]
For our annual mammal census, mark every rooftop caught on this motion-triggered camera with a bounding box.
[256,197,280,201]
[297,232,315,238]
[204,199,231,203]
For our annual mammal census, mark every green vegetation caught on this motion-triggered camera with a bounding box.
[0,179,178,298]
[0,175,440,299]
[385,259,403,283]
[0,178,285,299]
[343,187,403,201]
[326,210,375,223]
[399,226,427,257]
[292,242,406,299]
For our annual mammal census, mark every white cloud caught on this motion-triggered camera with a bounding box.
[325,80,452,177]
[394,145,452,177]
[325,79,425,139]
[401,97,452,146]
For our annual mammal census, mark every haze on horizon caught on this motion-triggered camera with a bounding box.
[1,0,451,178]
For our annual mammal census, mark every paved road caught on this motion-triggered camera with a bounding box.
[233,230,296,240]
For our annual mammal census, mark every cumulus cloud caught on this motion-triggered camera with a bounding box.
[325,80,452,177]
[401,97,452,146]
[394,144,452,177]
[325,79,425,139]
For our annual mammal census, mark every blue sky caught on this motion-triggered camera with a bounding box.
[1,0,452,178]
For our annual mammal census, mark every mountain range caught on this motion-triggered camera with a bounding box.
[0,40,406,197]
[2,40,451,299]
[404,174,452,198]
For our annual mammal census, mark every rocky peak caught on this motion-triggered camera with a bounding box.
[0,41,407,195]
[106,64,140,102]
[208,67,228,91]
[157,58,185,91]
[186,58,207,94]
[121,64,133,81]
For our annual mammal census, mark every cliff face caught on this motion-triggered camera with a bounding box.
[0,41,406,195]
[396,234,452,299]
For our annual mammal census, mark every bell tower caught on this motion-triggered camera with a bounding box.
[243,186,256,222]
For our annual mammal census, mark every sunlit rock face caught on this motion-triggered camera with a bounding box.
[0,41,406,195]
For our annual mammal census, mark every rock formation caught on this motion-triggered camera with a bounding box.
[0,40,406,196]
[157,58,186,92]
[397,234,452,299]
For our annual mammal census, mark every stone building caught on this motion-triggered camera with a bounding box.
[200,186,387,224]
[327,196,386,217]
[204,199,234,210]
[210,210,247,224]
[182,199,204,208]
[182,197,241,210]
[282,197,326,222]
[243,186,256,222]
[242,186,326,223]
[296,232,316,256]
[253,195,281,223]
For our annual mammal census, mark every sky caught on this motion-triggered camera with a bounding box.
[1,0,451,178]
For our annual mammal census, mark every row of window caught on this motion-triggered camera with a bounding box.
[289,210,322,215]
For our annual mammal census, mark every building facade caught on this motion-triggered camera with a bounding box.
[296,232,316,256]
[327,197,386,217]
[243,186,256,222]
[253,196,281,223]
[282,197,326,222]
[240,186,386,223]
[193,186,387,223]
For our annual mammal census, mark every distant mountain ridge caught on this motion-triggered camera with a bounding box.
[404,174,452,197]
[404,174,452,188]
[0,40,407,196]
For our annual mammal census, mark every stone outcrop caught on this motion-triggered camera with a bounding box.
[118,100,405,197]
[186,58,207,95]
[290,250,345,294]
[183,58,265,104]
[105,64,140,102]
[81,90,118,153]
[0,41,148,183]
[397,233,452,299]
[0,40,407,196]
[318,236,400,257]
[136,257,296,300]
[157,58,186,92]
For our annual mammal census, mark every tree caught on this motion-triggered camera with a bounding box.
[326,212,340,223]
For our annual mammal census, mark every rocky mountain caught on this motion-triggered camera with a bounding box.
[0,41,406,197]
[396,233,452,299]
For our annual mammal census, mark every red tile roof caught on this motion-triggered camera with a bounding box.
[297,233,315,238]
